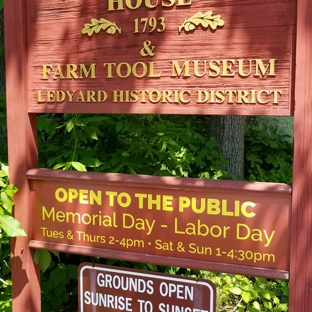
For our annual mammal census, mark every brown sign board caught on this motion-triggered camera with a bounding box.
[78,263,216,312]
[26,0,295,115]
[28,169,291,279]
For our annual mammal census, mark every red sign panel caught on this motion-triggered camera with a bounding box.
[79,263,216,312]
[26,0,295,115]
[28,169,291,277]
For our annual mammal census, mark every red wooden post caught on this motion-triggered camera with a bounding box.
[4,0,41,311]
[289,0,312,310]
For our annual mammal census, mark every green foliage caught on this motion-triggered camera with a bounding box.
[0,163,26,237]
[0,96,7,162]
[0,233,11,312]
[0,163,24,312]
[0,112,293,311]
[39,253,79,312]
[245,125,293,184]
[210,274,289,312]
[38,114,226,179]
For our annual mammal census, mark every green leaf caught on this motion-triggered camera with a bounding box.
[4,184,18,197]
[230,287,242,295]
[1,192,13,212]
[34,250,52,273]
[66,264,78,279]
[89,131,98,140]
[242,291,252,303]
[264,301,272,309]
[53,163,67,170]
[278,303,288,311]
[116,121,124,133]
[0,214,27,237]
[0,170,7,178]
[262,290,271,300]
[71,162,87,172]
[252,301,261,310]
[273,296,280,304]
[66,120,75,132]
[146,263,158,271]
[0,164,9,177]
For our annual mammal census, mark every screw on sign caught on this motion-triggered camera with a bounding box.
[79,263,216,312]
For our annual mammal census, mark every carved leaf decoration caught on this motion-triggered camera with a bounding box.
[179,11,225,33]
[81,18,121,36]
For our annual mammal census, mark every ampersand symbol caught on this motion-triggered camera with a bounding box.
[177,242,185,253]
[67,230,74,240]
[140,40,156,57]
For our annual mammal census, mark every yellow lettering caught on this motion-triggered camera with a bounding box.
[42,64,53,80]
[171,60,191,77]
[241,201,256,218]
[254,59,276,77]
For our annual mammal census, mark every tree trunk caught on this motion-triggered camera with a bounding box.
[209,116,246,180]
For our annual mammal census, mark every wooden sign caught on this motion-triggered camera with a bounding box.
[28,168,291,279]
[79,263,216,312]
[27,0,295,115]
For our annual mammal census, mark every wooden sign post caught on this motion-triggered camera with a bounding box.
[5,1,41,311]
[4,0,312,311]
[289,0,312,310]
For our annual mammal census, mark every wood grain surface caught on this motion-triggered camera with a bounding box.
[27,0,296,115]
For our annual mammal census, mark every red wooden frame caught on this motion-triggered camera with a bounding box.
[289,0,312,309]
[4,0,40,311]
[4,0,312,311]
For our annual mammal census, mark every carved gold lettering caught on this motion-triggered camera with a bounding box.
[67,91,75,102]
[224,90,236,104]
[207,60,219,77]
[80,64,97,79]
[53,65,66,80]
[177,0,192,5]
[196,89,280,105]
[162,0,175,7]
[107,0,192,11]
[41,64,53,80]
[107,0,124,11]
[116,62,132,78]
[76,91,86,102]
[238,59,252,77]
[41,64,97,80]
[197,90,209,104]
[37,90,45,103]
[249,90,257,104]
[193,60,207,77]
[125,0,142,9]
[170,59,277,79]
[36,90,107,103]
[257,90,270,104]
[254,59,276,77]
[221,60,235,77]
[171,60,191,77]
[103,62,161,78]
[237,90,250,104]
[56,91,66,102]
[270,90,282,104]
[180,90,191,103]
[46,91,55,103]
[66,64,78,79]
[145,0,158,8]
[215,90,225,104]
[112,89,190,104]
[103,63,116,78]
